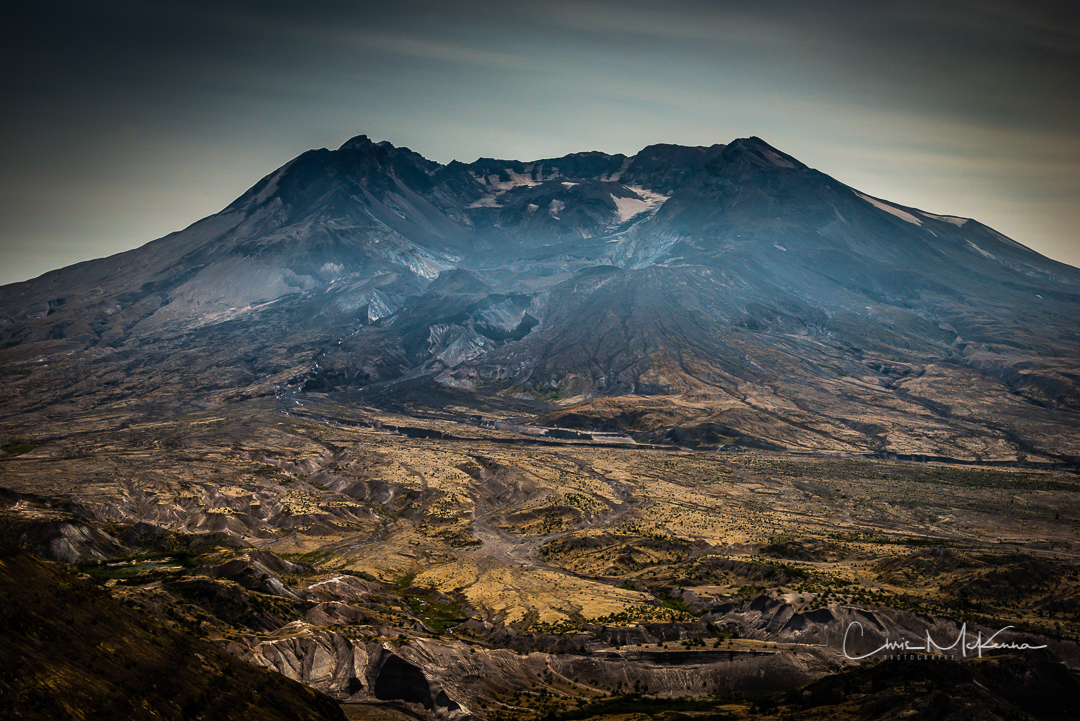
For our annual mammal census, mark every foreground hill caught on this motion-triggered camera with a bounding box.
[0,542,345,721]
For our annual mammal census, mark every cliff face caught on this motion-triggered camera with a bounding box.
[230,618,839,717]
[226,589,1080,719]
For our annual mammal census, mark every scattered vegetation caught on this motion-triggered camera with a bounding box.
[1,443,36,457]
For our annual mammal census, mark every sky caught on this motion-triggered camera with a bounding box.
[2,0,1078,286]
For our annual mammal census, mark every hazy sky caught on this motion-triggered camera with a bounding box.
[2,0,1078,285]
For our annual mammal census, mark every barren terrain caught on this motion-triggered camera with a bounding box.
[3,134,1079,719]
[3,392,1078,719]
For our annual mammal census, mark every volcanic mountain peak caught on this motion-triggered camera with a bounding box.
[337,133,379,150]
[716,135,805,170]
[1,134,1078,463]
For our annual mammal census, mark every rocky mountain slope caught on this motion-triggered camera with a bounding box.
[2,134,1077,464]
[2,133,1079,719]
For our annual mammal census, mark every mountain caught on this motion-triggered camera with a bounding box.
[2,134,1080,719]
[1,135,1078,463]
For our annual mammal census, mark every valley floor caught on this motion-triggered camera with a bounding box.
[2,394,1079,719]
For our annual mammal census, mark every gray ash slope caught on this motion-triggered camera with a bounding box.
[2,135,1078,462]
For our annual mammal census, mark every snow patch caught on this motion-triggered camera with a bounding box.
[254,159,296,204]
[854,191,923,226]
[966,240,996,260]
[484,166,541,192]
[919,210,968,226]
[561,181,578,188]
[598,158,631,183]
[549,199,565,219]
[762,149,796,168]
[610,185,668,223]
[468,165,546,208]
[986,226,1028,250]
